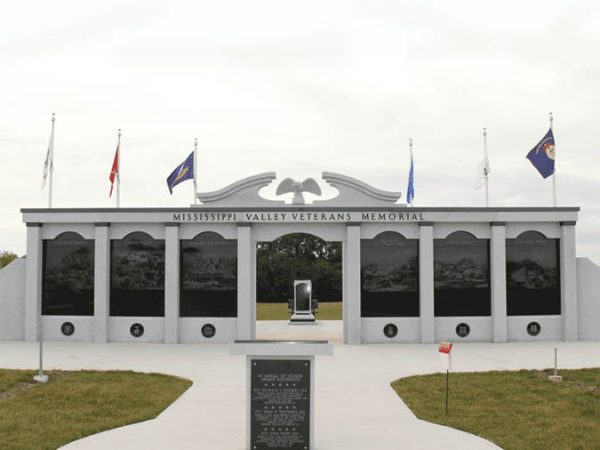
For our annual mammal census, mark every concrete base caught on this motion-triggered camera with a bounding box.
[33,374,49,383]
[289,312,316,323]
[548,375,563,383]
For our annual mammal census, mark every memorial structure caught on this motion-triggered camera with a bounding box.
[2,171,599,344]
[290,281,316,323]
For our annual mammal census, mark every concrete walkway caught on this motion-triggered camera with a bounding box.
[1,322,599,450]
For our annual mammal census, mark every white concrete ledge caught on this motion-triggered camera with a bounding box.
[230,340,333,356]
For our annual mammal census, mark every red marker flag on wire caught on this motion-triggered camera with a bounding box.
[438,342,453,371]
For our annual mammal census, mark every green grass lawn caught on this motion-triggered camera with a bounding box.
[0,369,192,450]
[257,301,342,320]
[391,368,600,450]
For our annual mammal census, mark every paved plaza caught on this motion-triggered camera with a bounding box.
[1,321,599,450]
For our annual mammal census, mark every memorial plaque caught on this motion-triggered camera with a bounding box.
[61,321,75,336]
[295,283,310,312]
[383,323,398,338]
[456,322,470,338]
[251,359,310,450]
[201,323,216,338]
[130,322,144,337]
[527,321,541,336]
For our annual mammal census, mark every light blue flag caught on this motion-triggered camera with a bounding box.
[406,149,415,205]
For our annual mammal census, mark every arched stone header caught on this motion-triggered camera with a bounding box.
[195,172,402,208]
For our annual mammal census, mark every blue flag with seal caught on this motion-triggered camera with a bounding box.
[166,151,194,194]
[406,150,415,205]
[526,128,555,178]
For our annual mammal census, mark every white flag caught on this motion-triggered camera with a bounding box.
[42,120,54,189]
[475,156,490,189]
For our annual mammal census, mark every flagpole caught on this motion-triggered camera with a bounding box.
[193,138,198,204]
[483,127,489,207]
[48,113,55,208]
[409,138,413,207]
[550,112,557,207]
[117,129,121,208]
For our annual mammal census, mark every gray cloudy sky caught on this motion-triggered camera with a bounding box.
[2,0,599,261]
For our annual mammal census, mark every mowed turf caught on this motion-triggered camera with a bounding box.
[391,368,600,450]
[257,301,342,320]
[0,369,192,450]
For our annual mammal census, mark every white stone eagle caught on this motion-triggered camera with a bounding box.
[276,177,322,205]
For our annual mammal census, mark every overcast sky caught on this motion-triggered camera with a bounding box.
[1,0,599,262]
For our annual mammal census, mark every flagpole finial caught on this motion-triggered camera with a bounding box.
[194,137,198,148]
[549,111,553,126]
[409,138,413,149]
[483,127,487,137]
[118,128,121,137]
[51,112,55,123]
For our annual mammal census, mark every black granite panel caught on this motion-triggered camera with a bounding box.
[42,233,94,316]
[110,232,165,317]
[295,283,311,312]
[251,359,310,450]
[434,232,491,317]
[506,232,560,315]
[361,232,419,317]
[180,233,237,317]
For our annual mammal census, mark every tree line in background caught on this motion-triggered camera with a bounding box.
[256,234,342,302]
[0,251,18,269]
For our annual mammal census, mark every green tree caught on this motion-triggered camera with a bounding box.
[0,251,18,269]
[257,234,342,302]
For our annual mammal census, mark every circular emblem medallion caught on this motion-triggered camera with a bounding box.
[527,322,541,336]
[383,323,398,338]
[61,321,75,336]
[130,323,144,338]
[456,323,470,338]
[201,324,216,338]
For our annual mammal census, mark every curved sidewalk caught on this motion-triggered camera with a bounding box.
[1,325,599,449]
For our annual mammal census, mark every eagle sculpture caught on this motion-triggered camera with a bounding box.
[276,177,322,205]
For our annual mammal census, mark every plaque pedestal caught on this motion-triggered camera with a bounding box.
[231,340,333,450]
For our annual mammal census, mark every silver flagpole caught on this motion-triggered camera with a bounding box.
[117,129,121,208]
[550,112,557,207]
[483,127,489,207]
[193,138,198,204]
[409,138,413,207]
[48,113,55,208]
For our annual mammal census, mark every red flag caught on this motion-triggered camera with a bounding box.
[109,145,119,197]
[438,342,453,354]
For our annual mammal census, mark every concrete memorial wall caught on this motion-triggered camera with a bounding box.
[0,171,598,344]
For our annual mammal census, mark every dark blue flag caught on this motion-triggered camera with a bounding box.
[526,128,555,178]
[166,151,194,194]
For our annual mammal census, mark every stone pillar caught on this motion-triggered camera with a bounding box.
[164,224,180,344]
[24,223,43,342]
[419,222,434,343]
[490,222,507,342]
[343,223,361,344]
[93,223,110,343]
[237,224,256,340]
[560,222,578,341]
